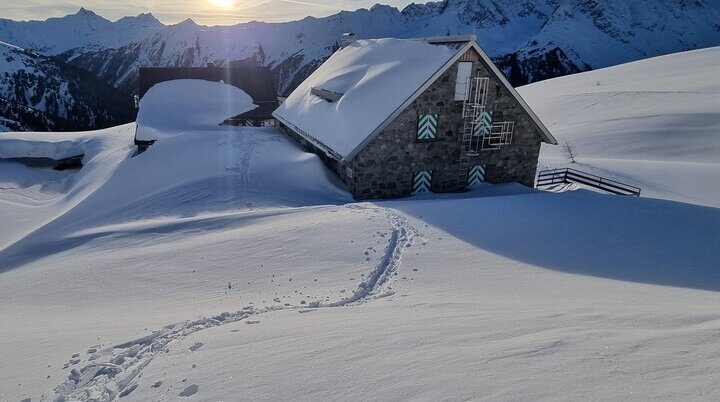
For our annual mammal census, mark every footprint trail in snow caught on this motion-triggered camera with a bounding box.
[45,205,419,402]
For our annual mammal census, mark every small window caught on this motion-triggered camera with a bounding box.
[412,170,433,194]
[417,114,439,141]
[455,62,473,101]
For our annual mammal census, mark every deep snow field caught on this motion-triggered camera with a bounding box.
[520,46,720,207]
[1,48,720,402]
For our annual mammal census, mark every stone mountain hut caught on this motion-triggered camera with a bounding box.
[273,35,557,200]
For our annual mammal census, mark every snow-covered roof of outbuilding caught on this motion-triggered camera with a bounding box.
[135,79,256,142]
[273,35,556,162]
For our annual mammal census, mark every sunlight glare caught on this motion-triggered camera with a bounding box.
[211,0,235,8]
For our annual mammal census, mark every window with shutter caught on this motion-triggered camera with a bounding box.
[417,114,439,141]
[412,171,433,194]
[467,164,486,188]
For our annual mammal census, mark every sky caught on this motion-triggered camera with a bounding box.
[0,0,419,25]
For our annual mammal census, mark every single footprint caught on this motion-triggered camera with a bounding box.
[189,342,204,352]
[118,382,138,397]
[179,384,199,397]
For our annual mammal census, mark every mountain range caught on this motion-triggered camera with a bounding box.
[1,0,719,132]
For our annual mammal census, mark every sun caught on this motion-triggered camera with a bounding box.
[211,0,234,8]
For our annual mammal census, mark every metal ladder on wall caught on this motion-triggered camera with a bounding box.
[457,76,489,188]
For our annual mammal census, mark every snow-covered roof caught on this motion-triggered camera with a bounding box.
[274,38,457,159]
[0,131,88,160]
[274,36,556,162]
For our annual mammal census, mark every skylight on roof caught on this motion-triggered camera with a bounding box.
[310,87,344,103]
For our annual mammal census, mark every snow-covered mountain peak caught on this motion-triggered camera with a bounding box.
[368,4,400,14]
[116,13,164,29]
[59,7,112,27]
[176,18,201,28]
[0,8,165,55]
[75,7,99,17]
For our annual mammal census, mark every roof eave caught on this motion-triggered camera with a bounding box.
[272,111,344,161]
[467,42,558,145]
[412,34,478,44]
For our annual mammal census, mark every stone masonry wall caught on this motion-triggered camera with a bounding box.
[344,49,544,200]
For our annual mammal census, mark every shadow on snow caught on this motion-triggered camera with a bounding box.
[385,185,720,292]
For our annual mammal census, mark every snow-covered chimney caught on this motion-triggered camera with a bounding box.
[340,33,356,49]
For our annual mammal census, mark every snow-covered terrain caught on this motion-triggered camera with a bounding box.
[520,46,720,207]
[1,50,720,401]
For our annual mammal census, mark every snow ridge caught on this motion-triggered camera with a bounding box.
[46,205,418,402]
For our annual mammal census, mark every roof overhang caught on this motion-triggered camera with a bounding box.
[412,34,478,44]
[466,41,558,146]
[273,112,343,161]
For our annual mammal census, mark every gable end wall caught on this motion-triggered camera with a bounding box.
[344,48,543,200]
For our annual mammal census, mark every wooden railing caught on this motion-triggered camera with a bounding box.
[536,168,641,197]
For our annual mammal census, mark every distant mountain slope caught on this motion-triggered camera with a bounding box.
[0,8,164,55]
[57,0,720,95]
[0,98,57,132]
[0,41,135,132]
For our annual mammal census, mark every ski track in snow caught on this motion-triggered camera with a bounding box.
[45,205,418,402]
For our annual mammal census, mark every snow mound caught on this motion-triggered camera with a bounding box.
[0,125,350,263]
[136,79,256,142]
[519,46,720,207]
[274,38,456,158]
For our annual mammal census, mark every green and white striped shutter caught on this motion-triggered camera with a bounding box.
[474,111,492,137]
[413,170,432,194]
[417,114,439,140]
[467,164,486,188]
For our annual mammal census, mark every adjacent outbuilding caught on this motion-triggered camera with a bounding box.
[274,35,557,200]
[136,65,279,151]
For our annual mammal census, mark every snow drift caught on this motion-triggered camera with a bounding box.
[0,130,89,160]
[135,79,256,142]
[0,125,350,267]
